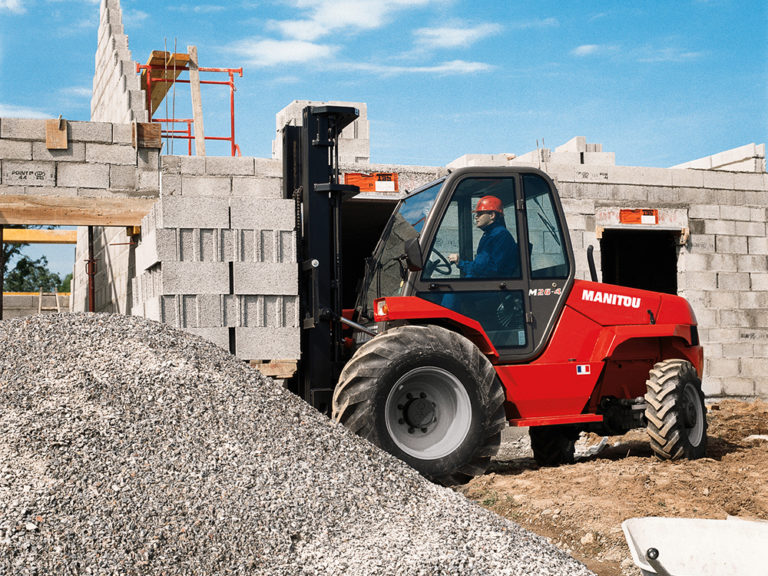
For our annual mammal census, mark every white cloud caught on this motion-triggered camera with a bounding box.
[414,23,502,50]
[571,44,603,57]
[510,17,559,29]
[230,38,337,67]
[349,59,493,76]
[60,86,92,99]
[270,0,434,41]
[0,0,25,13]
[0,103,50,118]
[636,46,704,63]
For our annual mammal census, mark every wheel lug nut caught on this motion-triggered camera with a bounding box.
[408,427,415,434]
[421,427,428,433]
[398,418,405,425]
[406,393,413,400]
[397,404,404,410]
[420,392,427,399]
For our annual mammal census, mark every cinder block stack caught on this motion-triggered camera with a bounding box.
[91,0,148,124]
[131,155,300,361]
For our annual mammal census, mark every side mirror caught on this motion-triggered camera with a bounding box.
[403,238,423,272]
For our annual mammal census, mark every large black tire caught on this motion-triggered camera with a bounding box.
[529,425,579,466]
[645,359,707,460]
[332,324,506,486]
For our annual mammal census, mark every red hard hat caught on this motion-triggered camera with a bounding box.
[473,195,503,214]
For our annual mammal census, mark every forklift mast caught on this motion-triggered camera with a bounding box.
[282,105,360,412]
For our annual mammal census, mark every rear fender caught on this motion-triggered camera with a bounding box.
[373,296,499,362]
[591,324,702,372]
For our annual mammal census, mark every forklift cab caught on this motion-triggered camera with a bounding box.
[365,167,575,362]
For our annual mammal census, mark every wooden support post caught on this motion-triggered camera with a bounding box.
[188,45,206,156]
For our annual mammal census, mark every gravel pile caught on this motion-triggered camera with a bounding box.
[0,313,593,575]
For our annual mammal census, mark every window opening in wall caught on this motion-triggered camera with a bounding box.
[600,229,679,295]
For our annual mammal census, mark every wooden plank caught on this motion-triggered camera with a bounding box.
[140,51,190,115]
[0,195,156,226]
[249,359,298,379]
[1,228,78,244]
[188,45,206,156]
[45,118,68,150]
[132,122,162,149]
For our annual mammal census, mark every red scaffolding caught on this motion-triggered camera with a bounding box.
[136,51,243,156]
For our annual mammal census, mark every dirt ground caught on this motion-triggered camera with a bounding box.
[459,399,768,576]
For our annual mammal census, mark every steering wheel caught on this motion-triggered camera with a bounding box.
[428,248,453,275]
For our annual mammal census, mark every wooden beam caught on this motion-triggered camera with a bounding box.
[1,228,78,244]
[0,195,156,226]
[140,51,190,115]
[188,45,206,156]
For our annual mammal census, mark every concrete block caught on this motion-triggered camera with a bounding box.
[687,204,720,219]
[689,234,715,253]
[706,358,739,378]
[722,342,755,358]
[58,163,110,189]
[680,271,717,291]
[717,272,750,291]
[86,142,136,165]
[703,220,737,235]
[179,156,206,175]
[197,294,225,327]
[186,327,230,351]
[254,158,282,178]
[2,160,55,187]
[751,208,766,222]
[751,273,768,291]
[161,156,182,174]
[110,164,136,190]
[0,139,32,160]
[722,378,755,397]
[741,221,766,237]
[700,170,735,190]
[740,358,768,381]
[234,327,300,360]
[700,375,722,397]
[69,121,113,143]
[748,237,768,255]
[737,255,768,273]
[739,292,768,309]
[719,205,752,222]
[233,262,297,295]
[229,197,294,230]
[706,327,741,343]
[733,171,767,191]
[670,169,705,188]
[181,175,231,197]
[161,173,181,196]
[706,291,739,309]
[157,196,230,229]
[138,149,160,171]
[232,176,282,198]
[0,118,46,141]
[206,156,255,176]
[161,261,230,294]
[113,123,134,145]
[137,170,160,193]
[32,141,86,162]
[715,236,747,254]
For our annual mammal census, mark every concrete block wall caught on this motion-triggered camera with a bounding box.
[542,162,768,399]
[91,0,148,124]
[273,100,371,164]
[130,155,301,360]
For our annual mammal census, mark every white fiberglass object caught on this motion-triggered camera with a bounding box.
[622,516,768,576]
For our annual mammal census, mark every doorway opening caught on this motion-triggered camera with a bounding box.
[600,229,680,295]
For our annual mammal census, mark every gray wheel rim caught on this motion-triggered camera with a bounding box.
[385,366,472,460]
[682,382,705,446]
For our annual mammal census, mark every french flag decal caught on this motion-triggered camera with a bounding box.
[577,364,591,375]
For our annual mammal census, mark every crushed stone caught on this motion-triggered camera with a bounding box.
[0,313,593,575]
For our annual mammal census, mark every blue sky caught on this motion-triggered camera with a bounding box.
[1,0,767,276]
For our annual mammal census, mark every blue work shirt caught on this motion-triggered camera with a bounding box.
[457,221,520,278]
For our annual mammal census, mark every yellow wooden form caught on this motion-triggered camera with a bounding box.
[1,228,78,244]
[140,51,190,115]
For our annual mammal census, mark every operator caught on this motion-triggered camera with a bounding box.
[449,195,520,278]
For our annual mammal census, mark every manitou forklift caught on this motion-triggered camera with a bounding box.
[284,106,706,485]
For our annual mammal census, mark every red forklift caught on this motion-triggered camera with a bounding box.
[284,106,706,485]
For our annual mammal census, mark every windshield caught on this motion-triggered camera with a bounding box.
[357,178,445,318]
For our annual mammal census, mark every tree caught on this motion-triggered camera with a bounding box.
[4,255,62,292]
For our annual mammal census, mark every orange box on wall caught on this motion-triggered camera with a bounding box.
[344,172,399,193]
